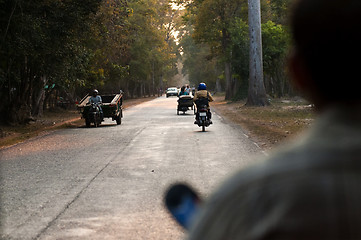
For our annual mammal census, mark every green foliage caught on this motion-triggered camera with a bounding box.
[261,20,291,97]
[229,18,249,100]
[0,0,294,123]
[268,0,292,25]
[262,21,289,73]
[180,0,292,100]
[1,0,180,123]
[0,0,102,123]
[180,29,221,89]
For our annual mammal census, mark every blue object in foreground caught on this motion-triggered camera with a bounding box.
[165,183,201,230]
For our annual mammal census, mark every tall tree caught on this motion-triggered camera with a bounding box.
[0,0,102,123]
[191,0,246,99]
[246,0,269,106]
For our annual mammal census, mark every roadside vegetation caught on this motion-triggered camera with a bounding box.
[212,94,316,150]
[1,0,312,150]
[1,94,315,150]
[2,0,294,126]
[0,97,156,149]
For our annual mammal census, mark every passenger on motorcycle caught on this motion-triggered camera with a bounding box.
[178,86,189,97]
[88,89,103,120]
[193,83,214,124]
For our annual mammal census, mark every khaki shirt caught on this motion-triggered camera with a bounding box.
[193,90,214,102]
[188,105,361,240]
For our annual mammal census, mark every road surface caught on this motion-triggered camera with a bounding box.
[0,96,263,239]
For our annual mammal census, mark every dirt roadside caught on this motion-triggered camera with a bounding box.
[0,95,316,150]
[0,97,157,149]
[211,95,316,150]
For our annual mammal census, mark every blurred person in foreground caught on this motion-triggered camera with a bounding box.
[187,0,361,239]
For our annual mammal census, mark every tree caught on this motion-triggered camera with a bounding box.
[180,26,221,90]
[229,18,249,100]
[0,0,102,124]
[191,0,247,99]
[246,0,269,106]
[124,0,178,98]
[262,20,290,97]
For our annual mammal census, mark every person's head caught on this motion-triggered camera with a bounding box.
[92,89,99,97]
[181,86,186,92]
[289,0,361,109]
[198,83,207,91]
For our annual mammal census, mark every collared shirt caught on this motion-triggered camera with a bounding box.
[89,95,102,104]
[188,105,361,240]
[193,90,214,102]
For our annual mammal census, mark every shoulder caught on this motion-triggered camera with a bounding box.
[188,147,324,239]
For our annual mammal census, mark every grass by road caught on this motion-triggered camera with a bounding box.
[0,94,316,150]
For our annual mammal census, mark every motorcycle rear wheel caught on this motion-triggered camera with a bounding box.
[85,118,91,128]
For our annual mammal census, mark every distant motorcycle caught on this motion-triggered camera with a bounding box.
[86,103,102,127]
[195,98,212,132]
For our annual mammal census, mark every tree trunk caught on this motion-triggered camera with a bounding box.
[246,0,269,106]
[32,75,46,117]
[225,61,232,99]
[216,78,222,92]
[222,28,233,100]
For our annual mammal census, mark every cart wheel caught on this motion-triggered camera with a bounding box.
[94,114,100,127]
[116,114,122,125]
[202,125,205,132]
[85,118,90,128]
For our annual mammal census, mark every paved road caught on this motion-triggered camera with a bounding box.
[0,96,263,240]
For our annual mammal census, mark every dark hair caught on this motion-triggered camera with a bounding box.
[291,0,361,102]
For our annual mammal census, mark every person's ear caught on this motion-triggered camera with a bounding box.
[288,49,325,110]
[288,50,312,93]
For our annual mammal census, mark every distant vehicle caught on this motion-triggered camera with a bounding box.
[194,98,212,132]
[77,92,123,127]
[166,87,178,97]
[177,95,194,115]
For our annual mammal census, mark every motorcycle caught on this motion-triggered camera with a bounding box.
[85,103,102,127]
[195,98,212,132]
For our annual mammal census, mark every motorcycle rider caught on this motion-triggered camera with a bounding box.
[193,83,214,124]
[185,85,191,95]
[88,89,103,120]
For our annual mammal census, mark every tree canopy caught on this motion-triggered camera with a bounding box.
[0,0,179,123]
[178,0,292,101]
[0,0,293,124]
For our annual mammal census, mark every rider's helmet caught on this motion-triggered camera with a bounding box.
[198,83,207,91]
[93,89,99,96]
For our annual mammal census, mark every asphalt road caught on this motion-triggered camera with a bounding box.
[0,96,263,240]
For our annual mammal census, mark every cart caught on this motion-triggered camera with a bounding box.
[77,92,123,127]
[177,95,194,115]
